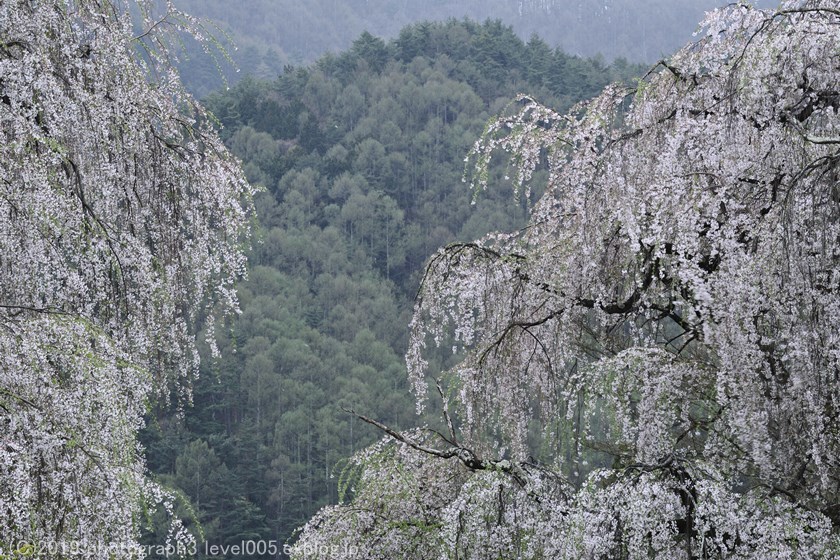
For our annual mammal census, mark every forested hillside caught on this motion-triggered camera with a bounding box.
[140,19,644,555]
[173,0,775,97]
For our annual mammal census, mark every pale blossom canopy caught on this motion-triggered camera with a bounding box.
[0,0,254,555]
[293,2,840,558]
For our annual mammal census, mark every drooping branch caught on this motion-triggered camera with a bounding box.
[345,407,544,489]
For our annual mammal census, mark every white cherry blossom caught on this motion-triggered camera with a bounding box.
[0,1,253,556]
[294,2,840,558]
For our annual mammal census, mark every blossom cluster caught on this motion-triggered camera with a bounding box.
[299,2,840,557]
[0,1,253,556]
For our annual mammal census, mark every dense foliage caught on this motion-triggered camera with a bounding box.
[140,19,641,556]
[0,0,254,557]
[292,2,840,558]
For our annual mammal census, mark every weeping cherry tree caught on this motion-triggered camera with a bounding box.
[0,0,253,556]
[293,2,840,558]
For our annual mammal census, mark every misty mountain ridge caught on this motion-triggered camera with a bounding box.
[175,0,778,97]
